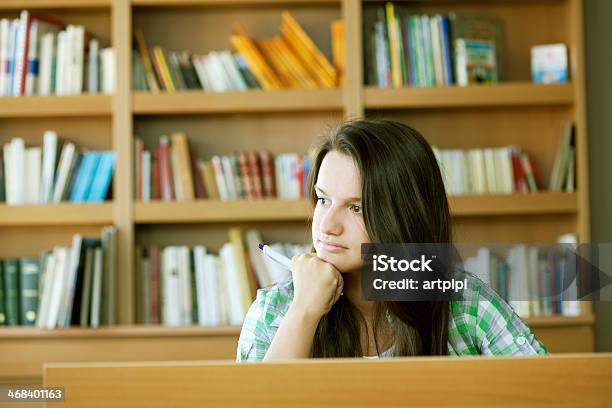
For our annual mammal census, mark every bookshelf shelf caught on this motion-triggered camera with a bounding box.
[132,193,577,224]
[0,0,111,9]
[132,89,343,115]
[449,192,578,217]
[132,0,340,5]
[0,203,113,226]
[0,94,112,118]
[0,325,241,339]
[364,83,575,110]
[134,199,312,223]
[524,312,595,328]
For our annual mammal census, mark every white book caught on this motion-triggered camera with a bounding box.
[90,247,103,328]
[211,155,229,201]
[221,155,237,200]
[220,243,246,325]
[100,47,116,94]
[275,155,285,199]
[52,142,76,203]
[87,39,99,93]
[215,256,229,325]
[3,143,14,204]
[0,19,9,96]
[205,52,229,92]
[193,245,208,325]
[24,147,42,204]
[204,254,221,325]
[508,245,531,318]
[469,149,487,194]
[38,32,55,95]
[141,150,151,202]
[72,25,84,94]
[11,10,28,96]
[9,138,25,205]
[7,19,18,96]
[162,246,182,326]
[24,20,39,95]
[495,147,514,194]
[558,233,580,316]
[41,130,58,203]
[475,247,491,286]
[192,54,211,91]
[219,50,247,91]
[60,234,83,327]
[177,246,193,325]
[451,150,464,195]
[245,229,273,288]
[35,251,56,328]
[63,26,74,94]
[169,144,183,201]
[430,16,444,86]
[55,30,66,95]
[527,246,541,316]
[483,148,497,194]
[45,247,68,329]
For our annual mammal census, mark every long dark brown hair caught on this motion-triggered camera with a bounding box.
[308,119,452,357]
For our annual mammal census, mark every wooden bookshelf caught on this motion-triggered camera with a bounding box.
[364,82,574,109]
[0,0,595,386]
[0,203,113,226]
[132,89,343,114]
[0,94,112,117]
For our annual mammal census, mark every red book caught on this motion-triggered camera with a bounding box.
[238,152,253,199]
[158,136,174,201]
[510,151,527,193]
[148,245,160,324]
[188,142,206,199]
[135,138,144,201]
[259,150,276,198]
[248,151,263,199]
[152,147,161,200]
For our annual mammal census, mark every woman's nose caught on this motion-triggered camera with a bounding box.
[319,205,343,236]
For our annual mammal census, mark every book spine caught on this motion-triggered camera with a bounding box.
[4,259,19,326]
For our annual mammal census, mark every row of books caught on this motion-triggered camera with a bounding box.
[365,3,504,87]
[134,133,310,202]
[135,228,308,326]
[0,227,117,327]
[0,10,115,97]
[1,132,115,205]
[432,146,543,195]
[133,11,343,92]
[463,234,580,318]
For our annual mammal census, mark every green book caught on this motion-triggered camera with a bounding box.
[0,262,6,325]
[19,258,40,326]
[4,259,20,326]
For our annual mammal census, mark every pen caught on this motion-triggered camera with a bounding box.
[258,244,292,270]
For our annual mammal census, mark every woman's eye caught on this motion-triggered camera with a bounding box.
[351,204,362,214]
[317,197,328,205]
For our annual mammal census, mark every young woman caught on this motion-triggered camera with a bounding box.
[237,119,547,360]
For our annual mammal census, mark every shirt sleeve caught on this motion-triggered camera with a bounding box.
[474,280,549,356]
[235,287,274,362]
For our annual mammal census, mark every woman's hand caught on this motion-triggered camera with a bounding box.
[289,253,344,320]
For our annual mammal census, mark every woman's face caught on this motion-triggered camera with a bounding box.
[312,151,370,273]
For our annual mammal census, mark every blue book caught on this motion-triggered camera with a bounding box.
[439,15,454,85]
[87,152,116,202]
[70,152,101,202]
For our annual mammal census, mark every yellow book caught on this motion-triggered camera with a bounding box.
[134,31,159,92]
[256,38,300,88]
[280,11,337,87]
[385,3,402,88]
[170,132,195,201]
[331,20,344,86]
[231,23,284,89]
[228,227,257,310]
[198,160,219,200]
[273,37,319,88]
[153,46,175,92]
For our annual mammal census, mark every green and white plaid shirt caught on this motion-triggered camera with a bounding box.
[236,272,548,361]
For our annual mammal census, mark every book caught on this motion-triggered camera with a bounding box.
[454,39,497,86]
[531,43,568,84]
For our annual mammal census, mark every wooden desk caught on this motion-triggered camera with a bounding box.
[43,353,612,407]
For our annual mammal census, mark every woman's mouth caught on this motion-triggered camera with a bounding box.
[318,240,348,253]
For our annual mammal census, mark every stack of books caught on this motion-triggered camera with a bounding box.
[0,10,115,97]
[134,228,309,326]
[134,133,310,202]
[133,11,343,92]
[0,227,117,328]
[432,145,542,195]
[364,2,504,88]
[463,233,580,318]
[0,131,116,205]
